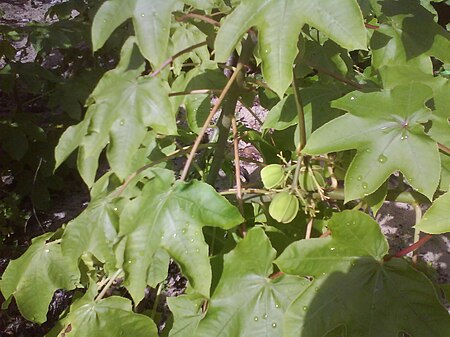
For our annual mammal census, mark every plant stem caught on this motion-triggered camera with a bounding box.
[412,203,422,263]
[394,234,432,258]
[231,115,246,236]
[302,58,364,90]
[175,12,220,26]
[150,41,208,77]
[151,283,163,321]
[95,269,122,301]
[291,72,307,153]
[180,63,243,181]
[305,218,314,239]
[438,143,450,155]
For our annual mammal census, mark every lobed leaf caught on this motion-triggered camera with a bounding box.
[119,169,243,303]
[194,227,309,337]
[303,83,440,201]
[415,192,450,234]
[0,233,80,323]
[215,0,366,97]
[276,210,450,337]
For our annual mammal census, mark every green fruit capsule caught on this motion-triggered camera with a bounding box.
[261,164,285,189]
[298,165,326,191]
[269,192,299,223]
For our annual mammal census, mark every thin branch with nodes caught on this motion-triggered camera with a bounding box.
[231,114,246,236]
[180,62,244,181]
[149,41,208,77]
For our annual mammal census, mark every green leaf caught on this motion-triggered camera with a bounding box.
[276,210,450,337]
[262,81,349,134]
[439,153,450,192]
[92,0,180,66]
[429,81,450,148]
[215,0,366,97]
[194,227,309,337]
[167,293,205,337]
[55,38,177,185]
[61,197,119,271]
[52,295,158,337]
[370,0,450,70]
[303,83,440,201]
[119,169,243,303]
[415,192,450,234]
[0,233,80,323]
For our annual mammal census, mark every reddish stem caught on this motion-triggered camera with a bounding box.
[269,271,284,279]
[394,234,433,258]
[365,23,380,29]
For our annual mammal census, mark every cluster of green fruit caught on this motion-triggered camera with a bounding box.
[260,163,326,223]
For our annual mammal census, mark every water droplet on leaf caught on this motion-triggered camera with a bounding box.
[330,247,336,251]
[263,314,268,319]
[357,175,362,181]
[378,154,387,163]
[272,323,277,328]
[350,96,355,100]
[254,316,259,321]
[173,233,177,238]
[362,182,368,189]
[303,306,308,311]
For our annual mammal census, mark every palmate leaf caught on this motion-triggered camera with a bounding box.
[370,0,450,71]
[50,293,158,337]
[275,210,450,337]
[303,83,440,202]
[92,0,217,67]
[415,192,450,234]
[169,228,309,337]
[119,168,243,303]
[55,38,177,186]
[0,233,80,323]
[215,0,366,97]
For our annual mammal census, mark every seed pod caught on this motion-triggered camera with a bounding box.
[269,192,299,223]
[261,164,285,189]
[298,165,326,191]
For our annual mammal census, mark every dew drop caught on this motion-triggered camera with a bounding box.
[182,228,187,234]
[350,96,355,100]
[128,260,132,264]
[195,248,200,253]
[362,182,368,189]
[275,304,280,308]
[315,287,319,292]
[322,272,326,276]
[161,235,164,240]
[365,148,371,153]
[173,233,177,238]
[119,120,125,126]
[378,154,387,163]
[303,306,308,311]
[254,316,259,321]
[400,135,408,140]
[330,247,336,251]
[190,238,194,242]
[272,323,277,328]
[45,249,50,253]
[263,314,268,319]
[113,207,118,211]
[357,175,363,181]
[141,13,145,17]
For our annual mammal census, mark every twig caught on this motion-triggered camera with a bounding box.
[151,283,163,320]
[150,41,208,77]
[176,12,220,26]
[114,144,214,197]
[412,203,422,263]
[394,234,433,258]
[180,63,243,181]
[168,89,221,97]
[238,99,263,126]
[438,143,450,155]
[231,115,246,236]
[95,269,123,301]
[302,59,364,90]
[305,218,314,239]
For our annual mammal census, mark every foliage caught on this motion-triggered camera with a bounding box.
[1,0,450,336]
